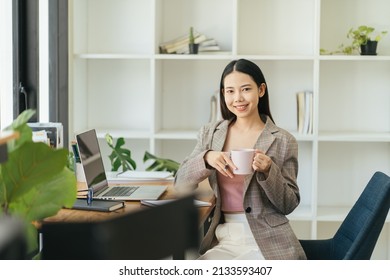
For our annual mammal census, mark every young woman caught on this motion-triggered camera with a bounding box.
[174,59,306,260]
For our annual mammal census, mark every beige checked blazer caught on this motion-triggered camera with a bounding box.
[174,116,307,260]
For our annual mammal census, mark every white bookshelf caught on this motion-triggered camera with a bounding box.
[69,0,390,259]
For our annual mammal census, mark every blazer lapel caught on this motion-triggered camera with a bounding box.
[210,120,229,152]
[208,120,229,198]
[254,116,278,153]
[245,116,278,190]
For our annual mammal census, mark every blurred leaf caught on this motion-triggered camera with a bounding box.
[3,109,35,152]
[0,109,77,258]
[143,151,179,176]
[1,142,71,203]
[105,133,136,172]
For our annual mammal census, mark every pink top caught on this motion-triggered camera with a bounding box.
[217,172,245,212]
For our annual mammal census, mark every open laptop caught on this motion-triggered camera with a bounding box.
[76,129,167,201]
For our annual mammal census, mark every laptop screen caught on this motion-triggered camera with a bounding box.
[76,129,108,192]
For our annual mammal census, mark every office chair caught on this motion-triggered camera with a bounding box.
[299,171,390,260]
[41,195,199,260]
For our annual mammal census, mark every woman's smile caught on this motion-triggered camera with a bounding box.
[234,104,249,112]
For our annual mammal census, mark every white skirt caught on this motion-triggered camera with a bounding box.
[198,213,265,260]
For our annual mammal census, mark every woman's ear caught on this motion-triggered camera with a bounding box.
[259,83,266,98]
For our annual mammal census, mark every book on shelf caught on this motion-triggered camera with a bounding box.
[296,91,313,134]
[199,45,221,52]
[159,30,202,53]
[70,198,125,212]
[198,51,231,55]
[199,38,218,47]
[160,31,220,54]
[71,141,81,163]
[160,30,202,50]
[198,38,221,52]
[28,122,63,148]
[166,34,208,54]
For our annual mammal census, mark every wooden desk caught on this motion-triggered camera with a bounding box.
[0,131,19,163]
[44,179,215,228]
[0,131,20,145]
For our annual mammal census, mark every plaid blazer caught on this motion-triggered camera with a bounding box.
[175,116,307,260]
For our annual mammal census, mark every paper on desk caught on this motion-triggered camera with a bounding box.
[106,171,174,182]
[118,170,172,179]
[141,199,212,207]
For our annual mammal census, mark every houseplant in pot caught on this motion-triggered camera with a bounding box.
[105,133,180,175]
[188,26,199,54]
[347,25,387,55]
[320,25,387,55]
[105,133,136,172]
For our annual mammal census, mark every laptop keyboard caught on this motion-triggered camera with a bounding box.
[103,186,138,197]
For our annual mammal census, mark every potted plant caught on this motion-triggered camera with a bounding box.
[0,109,77,259]
[320,25,387,55]
[188,26,199,54]
[347,25,387,55]
[104,133,180,175]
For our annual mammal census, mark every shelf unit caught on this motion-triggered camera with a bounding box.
[69,0,390,259]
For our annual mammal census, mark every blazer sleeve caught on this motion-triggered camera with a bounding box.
[256,132,300,215]
[174,123,214,192]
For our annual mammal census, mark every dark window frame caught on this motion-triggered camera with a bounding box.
[12,0,39,122]
[12,0,69,148]
[48,0,69,148]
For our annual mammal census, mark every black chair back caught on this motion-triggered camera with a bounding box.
[41,195,199,260]
[300,171,390,260]
[335,171,390,259]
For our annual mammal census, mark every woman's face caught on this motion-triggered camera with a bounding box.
[223,71,265,119]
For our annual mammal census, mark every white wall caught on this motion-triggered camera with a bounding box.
[0,0,14,129]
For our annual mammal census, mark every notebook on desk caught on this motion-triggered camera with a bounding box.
[76,129,167,201]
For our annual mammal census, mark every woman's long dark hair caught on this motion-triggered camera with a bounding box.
[219,59,274,123]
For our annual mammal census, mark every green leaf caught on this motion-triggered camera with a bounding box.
[0,110,77,257]
[1,142,71,204]
[4,109,36,131]
[143,151,180,176]
[105,133,136,172]
[105,133,114,148]
[9,168,77,222]
[4,109,36,152]
[115,137,125,149]
[104,135,180,176]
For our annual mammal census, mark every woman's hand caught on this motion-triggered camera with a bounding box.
[252,149,272,177]
[204,150,236,178]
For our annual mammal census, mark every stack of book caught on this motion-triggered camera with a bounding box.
[159,31,221,54]
[296,91,313,134]
[28,122,63,148]
[198,38,221,53]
